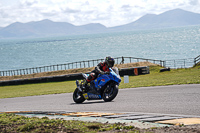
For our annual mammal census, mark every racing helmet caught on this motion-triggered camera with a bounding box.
[105,56,115,67]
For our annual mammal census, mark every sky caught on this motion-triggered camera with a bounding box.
[0,0,200,27]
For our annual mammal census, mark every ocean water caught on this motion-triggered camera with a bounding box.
[0,25,200,71]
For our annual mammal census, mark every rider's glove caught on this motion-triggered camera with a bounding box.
[105,71,110,74]
[100,71,110,75]
[100,71,105,75]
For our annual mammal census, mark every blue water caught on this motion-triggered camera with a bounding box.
[0,25,200,71]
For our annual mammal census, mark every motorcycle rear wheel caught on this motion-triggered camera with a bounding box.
[103,84,118,102]
[73,88,85,103]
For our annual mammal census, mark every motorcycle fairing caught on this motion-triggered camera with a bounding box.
[83,93,102,100]
[93,68,121,89]
[94,74,110,89]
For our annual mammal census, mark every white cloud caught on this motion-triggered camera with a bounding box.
[0,0,200,27]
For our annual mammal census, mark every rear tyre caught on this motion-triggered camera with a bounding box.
[103,84,118,102]
[73,88,85,103]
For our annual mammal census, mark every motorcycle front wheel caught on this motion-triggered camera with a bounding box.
[73,88,85,103]
[102,84,118,102]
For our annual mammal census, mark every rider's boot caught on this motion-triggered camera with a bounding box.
[76,80,82,92]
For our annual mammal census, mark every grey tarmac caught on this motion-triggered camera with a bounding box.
[1,84,200,116]
[1,84,200,130]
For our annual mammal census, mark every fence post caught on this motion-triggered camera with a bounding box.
[28,69,30,75]
[83,61,85,68]
[174,60,176,68]
[184,60,186,68]
[64,64,66,70]
[35,68,38,73]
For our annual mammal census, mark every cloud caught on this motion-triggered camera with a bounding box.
[189,0,199,5]
[20,0,39,6]
[0,0,200,27]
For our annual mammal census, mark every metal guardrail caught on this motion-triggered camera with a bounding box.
[194,55,200,66]
[0,56,165,77]
[0,66,150,86]
[115,57,165,67]
[164,58,195,69]
[1,55,199,77]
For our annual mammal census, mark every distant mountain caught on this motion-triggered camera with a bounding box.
[111,8,200,31]
[0,19,109,38]
[79,23,107,33]
[26,19,77,35]
[1,8,200,38]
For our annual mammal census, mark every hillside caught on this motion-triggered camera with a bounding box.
[111,8,200,31]
[1,8,200,38]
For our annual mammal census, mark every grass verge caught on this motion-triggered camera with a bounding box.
[120,65,200,88]
[0,64,200,99]
[0,113,136,133]
[1,111,199,133]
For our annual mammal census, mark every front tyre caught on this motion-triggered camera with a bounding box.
[103,84,118,102]
[73,88,85,103]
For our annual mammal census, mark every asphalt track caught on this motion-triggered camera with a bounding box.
[0,84,200,116]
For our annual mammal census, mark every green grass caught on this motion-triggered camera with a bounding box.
[0,66,200,99]
[0,81,76,99]
[119,66,200,88]
[0,113,136,133]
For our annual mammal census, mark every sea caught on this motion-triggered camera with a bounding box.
[0,25,200,71]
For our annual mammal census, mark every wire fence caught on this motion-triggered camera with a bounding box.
[0,56,165,77]
[0,55,199,77]
[194,55,200,66]
[164,58,195,69]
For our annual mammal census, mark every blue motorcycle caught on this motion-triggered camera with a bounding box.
[73,68,121,103]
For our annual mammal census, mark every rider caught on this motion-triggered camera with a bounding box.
[83,56,115,88]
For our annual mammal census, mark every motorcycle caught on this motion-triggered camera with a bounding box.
[73,67,121,103]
